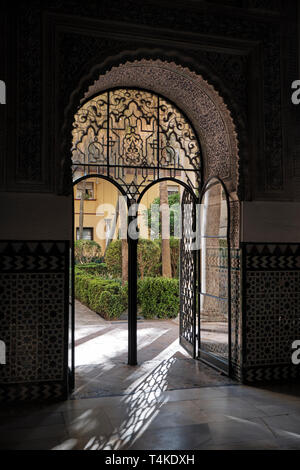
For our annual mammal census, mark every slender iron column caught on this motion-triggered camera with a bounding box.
[127,202,138,366]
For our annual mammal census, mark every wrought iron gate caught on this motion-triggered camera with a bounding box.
[179,189,197,358]
[71,87,202,368]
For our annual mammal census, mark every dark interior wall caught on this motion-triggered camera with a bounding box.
[1,0,299,204]
[0,1,298,244]
[0,194,72,240]
[0,0,299,399]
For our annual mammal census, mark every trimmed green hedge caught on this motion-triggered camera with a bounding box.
[75,263,108,277]
[138,277,179,319]
[105,240,122,278]
[75,273,179,320]
[75,273,92,305]
[75,273,127,320]
[137,239,161,278]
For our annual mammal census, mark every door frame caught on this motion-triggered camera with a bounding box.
[197,176,232,376]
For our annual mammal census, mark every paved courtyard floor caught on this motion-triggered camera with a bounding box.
[1,301,300,450]
[73,301,233,399]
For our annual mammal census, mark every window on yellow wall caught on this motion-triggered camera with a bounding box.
[167,185,179,195]
[75,182,95,200]
[76,228,94,240]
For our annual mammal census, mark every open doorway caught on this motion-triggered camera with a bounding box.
[72,175,130,398]
[69,87,232,398]
[134,179,184,365]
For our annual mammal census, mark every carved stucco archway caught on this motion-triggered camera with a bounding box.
[73,58,240,248]
[84,60,238,189]
[67,57,242,379]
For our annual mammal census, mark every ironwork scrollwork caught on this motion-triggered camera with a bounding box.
[71,88,202,198]
[179,189,196,356]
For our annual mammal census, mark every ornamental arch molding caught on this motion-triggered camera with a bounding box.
[63,56,241,246]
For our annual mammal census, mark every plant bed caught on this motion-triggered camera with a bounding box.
[74,273,127,320]
[75,272,180,321]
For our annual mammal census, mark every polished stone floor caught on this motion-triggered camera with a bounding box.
[73,301,233,399]
[1,302,300,450]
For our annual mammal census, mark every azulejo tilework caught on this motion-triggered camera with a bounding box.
[242,243,300,384]
[243,364,300,384]
[0,382,65,402]
[0,242,67,272]
[246,244,300,271]
[0,241,69,402]
[230,249,242,380]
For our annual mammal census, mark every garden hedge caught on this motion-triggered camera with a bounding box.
[137,277,179,319]
[74,273,127,320]
[105,238,169,279]
[75,273,180,320]
[105,240,122,278]
[75,262,108,277]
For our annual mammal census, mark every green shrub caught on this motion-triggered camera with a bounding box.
[137,277,179,319]
[74,273,93,305]
[88,278,127,320]
[105,240,122,278]
[96,291,126,320]
[75,272,179,321]
[88,278,121,310]
[137,239,161,279]
[153,238,179,278]
[75,272,127,320]
[75,240,102,264]
[75,262,107,277]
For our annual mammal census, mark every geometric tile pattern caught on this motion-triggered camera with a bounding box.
[246,244,300,271]
[0,242,67,272]
[243,243,300,384]
[243,364,300,384]
[0,241,69,401]
[230,249,242,380]
[0,381,65,402]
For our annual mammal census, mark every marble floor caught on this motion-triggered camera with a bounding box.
[2,382,300,449]
[1,302,300,450]
[73,301,233,399]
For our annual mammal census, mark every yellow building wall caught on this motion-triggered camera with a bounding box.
[74,178,179,254]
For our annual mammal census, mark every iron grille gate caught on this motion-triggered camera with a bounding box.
[179,189,197,358]
[71,87,203,375]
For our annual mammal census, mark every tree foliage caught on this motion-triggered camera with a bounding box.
[144,192,180,239]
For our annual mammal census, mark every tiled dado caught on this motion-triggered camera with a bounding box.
[230,249,242,381]
[242,243,300,384]
[0,241,69,401]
